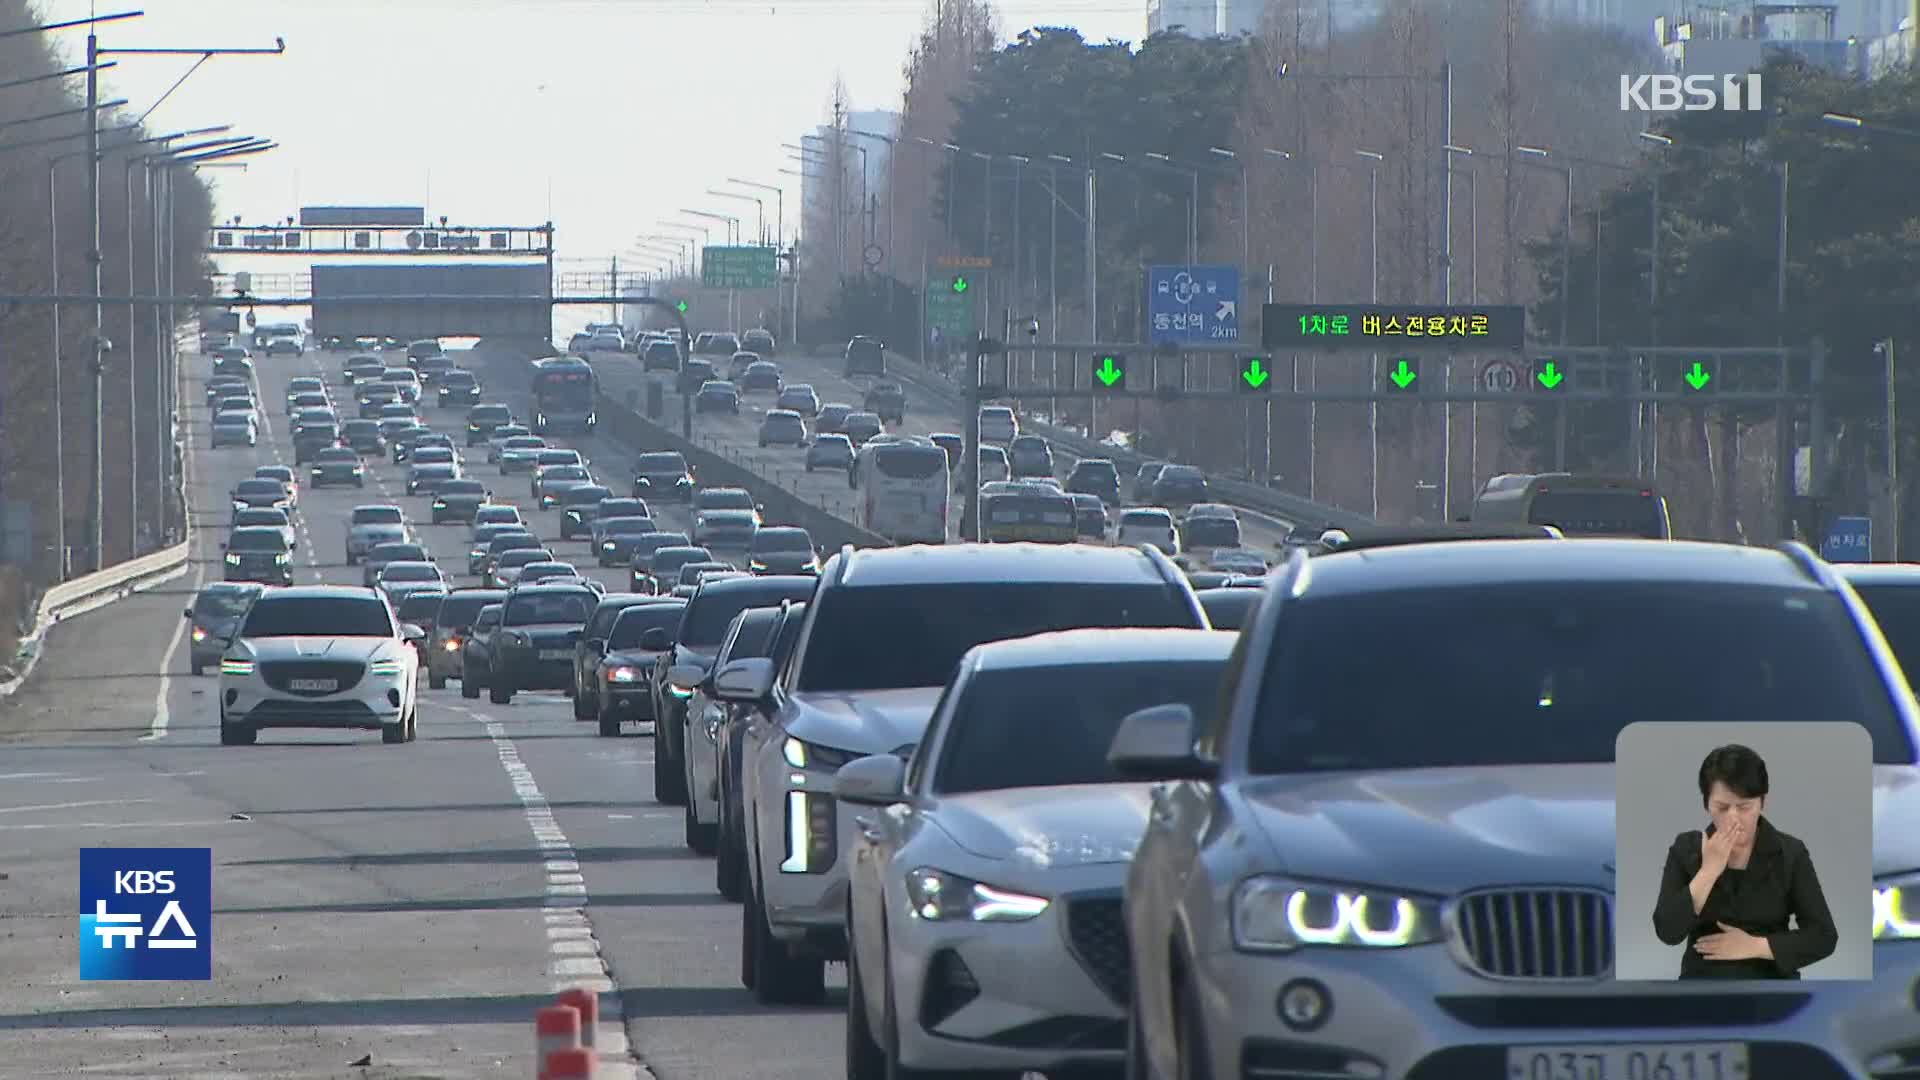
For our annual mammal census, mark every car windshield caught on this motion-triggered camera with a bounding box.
[503,591,596,626]
[398,592,447,621]
[352,507,403,525]
[493,535,541,552]
[608,602,687,648]
[413,448,453,462]
[441,481,485,495]
[371,544,427,562]
[635,533,689,556]
[506,437,544,449]
[195,587,257,617]
[603,517,653,535]
[698,490,754,511]
[1184,518,1241,547]
[678,580,814,646]
[471,405,509,421]
[797,583,1199,693]
[1159,466,1204,484]
[651,547,712,575]
[542,466,588,482]
[750,528,811,554]
[415,465,456,478]
[437,593,504,627]
[228,528,288,551]
[566,487,612,505]
[235,480,280,496]
[936,658,1229,794]
[235,510,286,526]
[382,564,440,581]
[499,550,550,568]
[1525,491,1668,538]
[242,596,393,638]
[477,507,519,523]
[538,451,579,465]
[1250,583,1915,772]
[1845,582,1920,685]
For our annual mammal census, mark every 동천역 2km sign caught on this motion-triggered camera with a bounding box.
[701,246,779,290]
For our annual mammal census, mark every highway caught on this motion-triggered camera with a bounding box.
[579,337,1298,552]
[0,343,848,1080]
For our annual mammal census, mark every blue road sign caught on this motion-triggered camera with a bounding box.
[1821,515,1872,563]
[1146,265,1240,345]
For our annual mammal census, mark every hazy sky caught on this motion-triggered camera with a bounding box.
[36,0,1145,281]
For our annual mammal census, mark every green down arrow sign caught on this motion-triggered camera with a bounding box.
[1241,358,1270,389]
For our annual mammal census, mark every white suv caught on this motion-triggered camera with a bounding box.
[217,586,425,746]
[708,542,1206,1004]
[345,504,409,564]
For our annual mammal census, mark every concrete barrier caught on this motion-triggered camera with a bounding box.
[593,393,892,552]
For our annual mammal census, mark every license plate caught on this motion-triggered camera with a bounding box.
[539,649,572,661]
[1505,1042,1747,1080]
[288,678,338,692]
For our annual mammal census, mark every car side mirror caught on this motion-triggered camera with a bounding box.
[183,608,194,619]
[1108,703,1217,781]
[833,754,907,806]
[401,623,427,642]
[639,627,672,652]
[711,656,775,703]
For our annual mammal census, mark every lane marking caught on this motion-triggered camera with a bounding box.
[0,798,156,815]
[472,713,637,1077]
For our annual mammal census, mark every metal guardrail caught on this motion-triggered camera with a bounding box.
[866,355,1376,532]
[1,541,191,698]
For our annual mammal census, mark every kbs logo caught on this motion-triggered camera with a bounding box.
[79,848,212,981]
[1619,73,1763,112]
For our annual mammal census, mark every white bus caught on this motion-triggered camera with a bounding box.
[855,438,950,545]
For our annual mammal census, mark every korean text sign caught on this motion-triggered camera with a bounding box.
[1261,304,1526,351]
[80,847,212,980]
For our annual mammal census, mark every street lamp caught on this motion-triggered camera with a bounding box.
[726,178,786,250]
[682,208,739,244]
[707,188,765,245]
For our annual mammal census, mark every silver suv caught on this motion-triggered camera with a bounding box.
[708,542,1207,1004]
[1115,539,1920,1080]
[345,504,408,565]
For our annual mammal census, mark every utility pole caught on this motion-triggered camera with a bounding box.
[1886,336,1899,562]
[86,31,105,571]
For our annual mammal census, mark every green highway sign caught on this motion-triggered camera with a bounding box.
[1093,354,1127,389]
[1238,356,1272,391]
[925,272,982,341]
[701,246,779,289]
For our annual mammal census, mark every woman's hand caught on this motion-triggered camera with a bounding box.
[1700,821,1740,877]
[1694,921,1767,961]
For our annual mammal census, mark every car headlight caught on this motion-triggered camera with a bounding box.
[607,665,641,683]
[232,500,246,510]
[311,467,325,476]
[905,868,1049,922]
[224,553,241,565]
[191,627,207,642]
[1231,876,1443,952]
[433,500,447,508]
[602,541,618,551]
[749,559,767,571]
[273,552,290,564]
[369,658,403,677]
[219,658,254,676]
[781,736,860,771]
[1874,875,1920,940]
[442,638,461,652]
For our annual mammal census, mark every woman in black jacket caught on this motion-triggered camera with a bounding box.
[1652,744,1838,979]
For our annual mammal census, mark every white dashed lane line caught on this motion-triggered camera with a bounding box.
[474,712,641,1078]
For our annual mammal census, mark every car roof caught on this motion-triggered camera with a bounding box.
[251,585,382,601]
[200,581,263,594]
[508,581,597,595]
[835,542,1178,588]
[353,503,402,513]
[371,540,425,551]
[1302,539,1829,596]
[971,627,1237,671]
[595,594,667,609]
[1834,563,1920,586]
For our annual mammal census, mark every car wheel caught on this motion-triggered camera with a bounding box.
[1174,966,1210,1080]
[716,814,745,901]
[218,720,256,746]
[750,884,826,1006]
[740,875,760,990]
[844,924,886,1080]
[489,683,512,705]
[406,708,420,742]
[191,660,204,676]
[572,689,594,721]
[598,712,620,737]
[653,735,685,805]
[461,674,481,699]
[345,551,358,565]
[684,759,717,855]
[1125,974,1155,1080]
[382,720,407,744]
[430,672,446,690]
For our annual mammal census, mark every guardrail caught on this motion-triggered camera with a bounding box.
[851,353,1377,533]
[1,541,192,698]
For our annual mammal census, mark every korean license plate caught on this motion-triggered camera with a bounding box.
[1506,1042,1747,1080]
[539,649,572,661]
[288,678,338,692]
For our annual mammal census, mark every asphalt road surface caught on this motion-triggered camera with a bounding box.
[0,344,847,1080]
[580,341,1296,550]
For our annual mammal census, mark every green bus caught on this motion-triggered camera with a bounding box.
[1469,472,1672,539]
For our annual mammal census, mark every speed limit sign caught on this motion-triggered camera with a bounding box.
[1481,358,1520,393]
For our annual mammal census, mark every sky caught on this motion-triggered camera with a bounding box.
[35,0,1147,286]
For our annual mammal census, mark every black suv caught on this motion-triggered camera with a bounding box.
[862,381,906,424]
[292,422,340,465]
[486,582,600,705]
[572,595,675,722]
[465,403,513,445]
[675,358,715,396]
[1067,457,1121,505]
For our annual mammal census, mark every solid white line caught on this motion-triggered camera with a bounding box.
[0,799,155,815]
[551,956,605,977]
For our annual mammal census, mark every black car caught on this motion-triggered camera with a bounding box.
[477,530,544,579]
[291,423,340,465]
[340,418,387,456]
[595,516,659,567]
[1066,457,1121,505]
[695,380,740,414]
[647,574,819,806]
[223,526,294,585]
[740,360,783,393]
[594,600,687,735]
[642,340,680,372]
[634,544,711,595]
[675,358,715,395]
[1151,463,1210,507]
[631,451,695,502]
[746,526,818,576]
[466,402,513,445]
[437,370,481,407]
[485,582,600,705]
[621,531,689,583]
[459,604,506,699]
[573,595,675,722]
[862,381,906,424]
[431,479,492,524]
[557,484,616,541]
[391,425,436,463]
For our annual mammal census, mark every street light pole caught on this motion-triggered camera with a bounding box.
[1358,149,1383,520]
